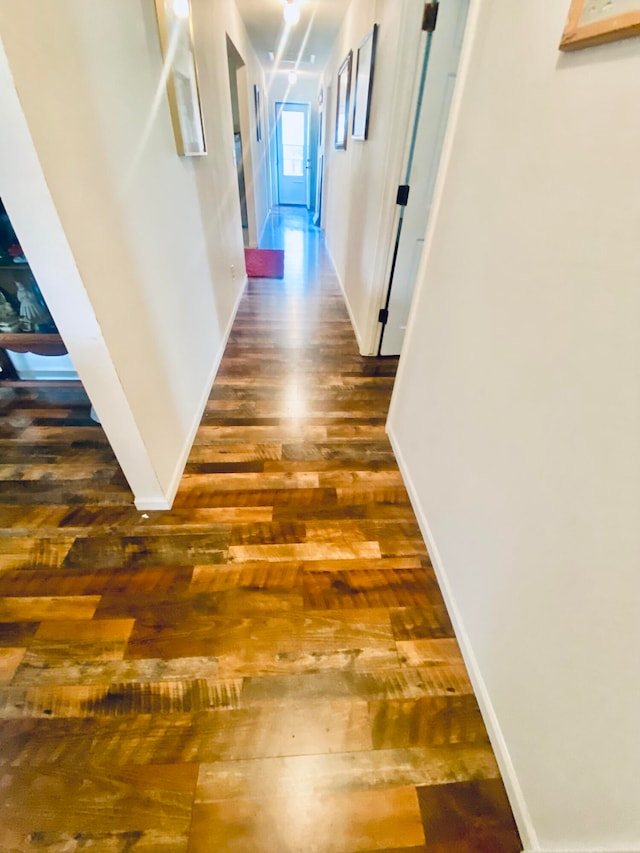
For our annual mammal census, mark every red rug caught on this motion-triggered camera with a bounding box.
[244,248,285,279]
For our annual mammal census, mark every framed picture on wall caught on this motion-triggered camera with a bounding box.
[254,84,262,142]
[154,0,206,155]
[334,51,353,150]
[352,24,378,140]
[560,0,640,49]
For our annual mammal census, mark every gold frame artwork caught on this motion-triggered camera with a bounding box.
[154,0,206,155]
[560,0,640,50]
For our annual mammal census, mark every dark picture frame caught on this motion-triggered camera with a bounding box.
[253,84,262,142]
[352,24,378,140]
[334,51,353,150]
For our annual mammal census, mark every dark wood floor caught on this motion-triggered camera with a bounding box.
[0,208,521,852]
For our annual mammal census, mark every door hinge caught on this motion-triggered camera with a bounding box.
[423,2,439,32]
[396,185,410,206]
[378,308,389,324]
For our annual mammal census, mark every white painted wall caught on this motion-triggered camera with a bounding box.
[0,35,167,505]
[0,0,269,508]
[322,0,424,354]
[389,1,640,850]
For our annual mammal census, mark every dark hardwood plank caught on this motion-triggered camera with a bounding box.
[417,779,522,853]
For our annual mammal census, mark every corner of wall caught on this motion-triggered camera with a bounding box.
[151,272,248,510]
[323,239,367,354]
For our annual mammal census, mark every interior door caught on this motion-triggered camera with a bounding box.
[276,102,309,206]
[379,0,470,356]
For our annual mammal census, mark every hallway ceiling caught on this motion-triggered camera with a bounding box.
[234,0,345,73]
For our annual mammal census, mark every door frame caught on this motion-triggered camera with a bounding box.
[368,1,473,357]
[378,0,469,356]
[275,101,310,206]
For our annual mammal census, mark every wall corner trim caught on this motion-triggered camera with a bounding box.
[386,422,538,852]
[324,241,369,355]
[157,274,249,510]
[134,496,172,511]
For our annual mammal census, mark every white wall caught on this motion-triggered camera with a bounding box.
[389,1,640,850]
[322,0,424,354]
[0,0,269,508]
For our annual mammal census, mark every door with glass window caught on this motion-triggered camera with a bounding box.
[275,102,309,206]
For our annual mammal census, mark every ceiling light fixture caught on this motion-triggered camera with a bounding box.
[288,71,298,85]
[283,1,301,27]
[173,0,190,18]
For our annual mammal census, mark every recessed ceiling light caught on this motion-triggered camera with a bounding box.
[173,0,190,18]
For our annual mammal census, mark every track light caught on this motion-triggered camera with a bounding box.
[283,1,300,26]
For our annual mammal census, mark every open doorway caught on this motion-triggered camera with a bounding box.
[378,0,470,356]
[275,102,310,206]
[313,86,327,227]
[226,37,250,247]
[0,196,77,385]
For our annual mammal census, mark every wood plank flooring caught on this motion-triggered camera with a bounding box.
[0,208,521,852]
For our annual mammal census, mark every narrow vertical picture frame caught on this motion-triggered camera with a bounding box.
[154,0,206,156]
[352,24,378,141]
[334,51,353,150]
[254,85,262,142]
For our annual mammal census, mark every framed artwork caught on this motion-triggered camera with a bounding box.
[352,24,379,140]
[334,51,353,150]
[154,0,206,155]
[254,85,262,142]
[560,0,640,50]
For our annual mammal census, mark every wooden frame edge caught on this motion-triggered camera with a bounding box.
[560,1,640,51]
[154,0,207,155]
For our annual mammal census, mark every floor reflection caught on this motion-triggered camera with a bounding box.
[260,205,324,289]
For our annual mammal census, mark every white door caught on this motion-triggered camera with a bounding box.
[276,102,309,206]
[379,0,470,356]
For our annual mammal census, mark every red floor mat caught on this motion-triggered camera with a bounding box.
[244,248,285,278]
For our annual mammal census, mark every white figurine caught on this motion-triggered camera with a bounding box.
[15,280,52,330]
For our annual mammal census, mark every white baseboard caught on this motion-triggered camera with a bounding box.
[387,423,537,853]
[135,276,248,513]
[324,242,366,355]
[133,495,171,511]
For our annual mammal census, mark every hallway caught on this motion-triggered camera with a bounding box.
[0,208,520,851]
